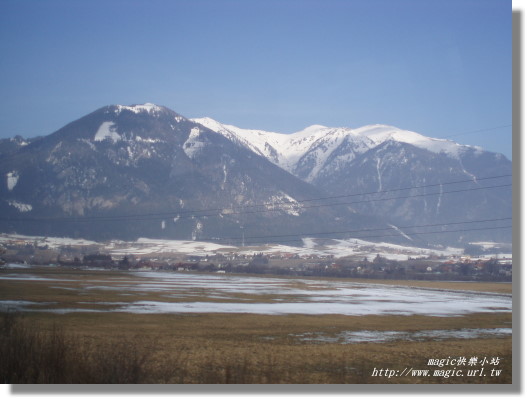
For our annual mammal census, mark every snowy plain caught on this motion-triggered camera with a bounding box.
[0,232,512,262]
[0,269,511,318]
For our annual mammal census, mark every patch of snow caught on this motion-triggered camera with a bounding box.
[115,103,163,115]
[183,127,206,158]
[388,224,413,242]
[376,157,383,191]
[221,163,228,189]
[1,263,30,269]
[267,192,302,216]
[6,171,19,191]
[135,136,163,143]
[0,233,98,249]
[302,237,316,249]
[293,328,512,344]
[105,238,236,257]
[10,137,28,146]
[0,274,58,281]
[8,200,32,212]
[459,159,478,182]
[94,122,121,143]
[469,241,510,249]
[0,300,47,311]
[436,183,443,214]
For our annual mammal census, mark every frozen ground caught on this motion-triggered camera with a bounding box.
[0,270,511,317]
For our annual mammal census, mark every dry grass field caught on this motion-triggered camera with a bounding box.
[0,267,513,384]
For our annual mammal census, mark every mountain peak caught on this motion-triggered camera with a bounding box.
[350,124,481,157]
[111,103,168,115]
[295,124,329,135]
[191,117,224,131]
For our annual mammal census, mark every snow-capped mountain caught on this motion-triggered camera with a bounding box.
[0,104,390,243]
[192,119,495,181]
[193,118,512,244]
[0,104,511,246]
[193,118,375,178]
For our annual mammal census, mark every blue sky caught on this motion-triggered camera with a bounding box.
[0,0,512,158]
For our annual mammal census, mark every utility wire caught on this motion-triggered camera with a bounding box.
[240,225,513,246]
[269,183,512,215]
[1,176,512,223]
[12,173,512,217]
[202,217,512,243]
[439,124,512,139]
[1,183,511,223]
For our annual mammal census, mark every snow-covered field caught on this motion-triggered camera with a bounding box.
[0,269,512,317]
[0,233,99,248]
[249,237,465,261]
[104,237,236,256]
[119,272,513,316]
[0,233,470,260]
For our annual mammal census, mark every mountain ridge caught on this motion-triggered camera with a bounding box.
[0,103,394,244]
[192,114,512,245]
[0,103,511,246]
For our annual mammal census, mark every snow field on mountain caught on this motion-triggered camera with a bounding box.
[6,171,18,191]
[192,118,484,182]
[183,127,206,159]
[94,121,121,143]
[114,103,163,114]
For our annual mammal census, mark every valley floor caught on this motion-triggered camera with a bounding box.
[0,266,513,385]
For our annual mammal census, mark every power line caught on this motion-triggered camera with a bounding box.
[241,225,513,246]
[0,175,511,223]
[0,183,511,223]
[275,183,512,215]
[273,174,512,204]
[0,182,512,223]
[439,124,512,139]
[138,182,511,220]
[202,217,513,243]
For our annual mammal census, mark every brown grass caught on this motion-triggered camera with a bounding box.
[0,311,152,383]
[0,310,510,384]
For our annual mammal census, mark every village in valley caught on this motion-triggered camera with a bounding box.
[0,233,512,282]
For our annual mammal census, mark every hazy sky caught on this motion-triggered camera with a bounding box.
[0,0,512,158]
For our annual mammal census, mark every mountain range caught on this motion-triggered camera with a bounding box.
[0,103,512,247]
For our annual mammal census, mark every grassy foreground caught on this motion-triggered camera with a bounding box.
[0,310,512,384]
